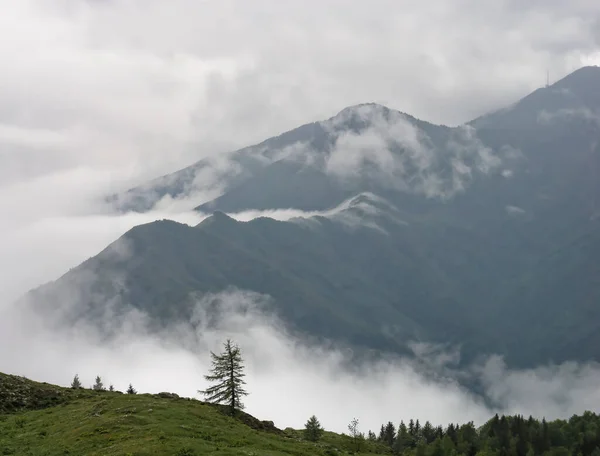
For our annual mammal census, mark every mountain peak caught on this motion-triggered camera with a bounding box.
[552,65,600,91]
[470,65,600,128]
[333,102,391,116]
[196,210,238,229]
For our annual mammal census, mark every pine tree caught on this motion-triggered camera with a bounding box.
[199,339,248,416]
[92,375,104,391]
[394,421,412,454]
[435,425,444,440]
[422,420,435,444]
[70,374,82,389]
[304,415,324,442]
[127,383,137,394]
[383,421,396,447]
[446,423,458,445]
[109,384,114,392]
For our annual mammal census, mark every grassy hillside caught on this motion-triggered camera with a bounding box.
[0,372,389,456]
[3,372,600,456]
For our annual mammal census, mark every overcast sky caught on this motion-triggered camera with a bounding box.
[1,0,600,434]
[1,0,599,185]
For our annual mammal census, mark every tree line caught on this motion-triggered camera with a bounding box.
[70,373,137,395]
[71,340,600,456]
[363,412,600,456]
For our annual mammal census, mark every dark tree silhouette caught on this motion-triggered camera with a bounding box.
[70,374,82,389]
[92,375,104,391]
[304,415,324,442]
[199,339,248,416]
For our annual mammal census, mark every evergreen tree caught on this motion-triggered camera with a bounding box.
[541,418,550,453]
[430,437,445,456]
[415,440,427,456]
[199,339,248,416]
[127,383,137,394]
[442,434,457,456]
[70,374,82,389]
[383,421,396,447]
[368,430,377,441]
[446,423,458,445]
[394,421,412,454]
[92,375,104,391]
[422,420,435,444]
[435,425,444,440]
[457,421,479,456]
[109,384,114,392]
[304,415,324,442]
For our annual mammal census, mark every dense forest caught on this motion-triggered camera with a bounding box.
[364,412,600,456]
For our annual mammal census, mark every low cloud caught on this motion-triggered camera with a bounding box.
[3,287,600,435]
[322,105,505,199]
[537,107,600,126]
[506,205,527,215]
[225,192,407,234]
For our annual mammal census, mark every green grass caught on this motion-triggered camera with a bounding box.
[0,373,390,455]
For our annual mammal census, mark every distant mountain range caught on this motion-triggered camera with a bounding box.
[26,66,600,368]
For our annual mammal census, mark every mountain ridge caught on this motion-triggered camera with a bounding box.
[22,65,600,369]
[110,66,600,215]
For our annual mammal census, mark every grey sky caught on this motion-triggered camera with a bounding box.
[1,0,599,185]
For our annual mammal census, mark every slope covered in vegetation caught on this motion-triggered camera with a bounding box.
[2,372,600,456]
[0,372,387,455]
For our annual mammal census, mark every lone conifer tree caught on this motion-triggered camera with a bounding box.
[109,384,114,392]
[127,383,137,394]
[199,339,248,416]
[71,374,82,389]
[92,375,104,391]
[304,415,324,442]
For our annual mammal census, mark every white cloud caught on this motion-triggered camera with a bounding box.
[225,192,407,234]
[322,105,504,199]
[506,205,527,215]
[3,288,600,435]
[538,107,600,126]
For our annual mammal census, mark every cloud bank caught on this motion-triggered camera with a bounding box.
[3,287,600,435]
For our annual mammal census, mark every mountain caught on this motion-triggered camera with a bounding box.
[24,66,600,368]
[109,103,461,213]
[26,194,481,356]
